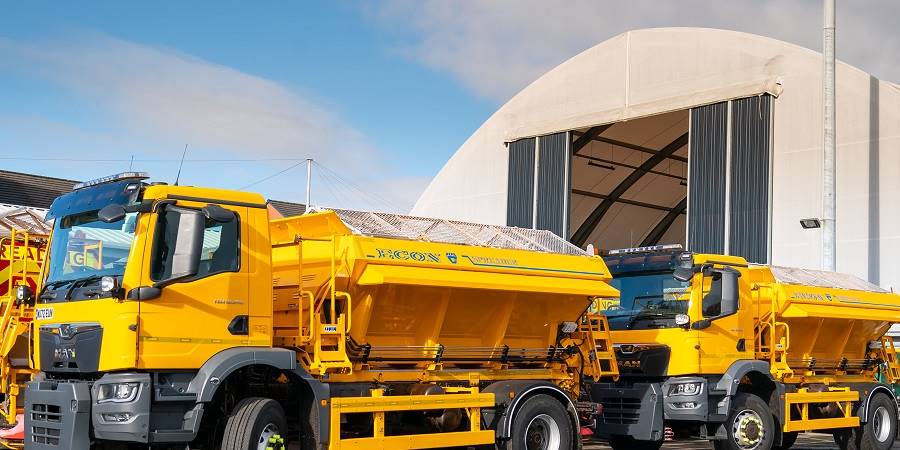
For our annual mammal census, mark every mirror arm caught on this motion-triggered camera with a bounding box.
[126,286,162,301]
[691,319,712,330]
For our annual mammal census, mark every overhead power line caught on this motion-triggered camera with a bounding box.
[239,160,308,190]
[0,156,316,162]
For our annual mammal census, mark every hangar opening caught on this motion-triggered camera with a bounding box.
[506,94,772,263]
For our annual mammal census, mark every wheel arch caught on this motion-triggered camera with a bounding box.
[859,383,898,424]
[714,360,775,397]
[713,360,784,429]
[482,380,579,445]
[185,347,330,447]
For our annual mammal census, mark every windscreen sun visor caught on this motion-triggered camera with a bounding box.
[46,180,143,222]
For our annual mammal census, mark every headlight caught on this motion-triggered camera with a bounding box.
[100,276,117,293]
[97,382,140,403]
[668,381,703,396]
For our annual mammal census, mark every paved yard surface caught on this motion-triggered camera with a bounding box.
[582,433,893,450]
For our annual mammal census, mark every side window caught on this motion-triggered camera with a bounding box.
[151,207,240,281]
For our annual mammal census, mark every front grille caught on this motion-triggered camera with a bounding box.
[30,403,63,446]
[600,396,642,424]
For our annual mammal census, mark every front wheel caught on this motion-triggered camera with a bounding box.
[504,394,573,450]
[221,397,287,450]
[833,392,897,450]
[714,393,775,450]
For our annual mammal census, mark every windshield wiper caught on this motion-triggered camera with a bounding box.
[64,275,104,301]
[39,279,78,301]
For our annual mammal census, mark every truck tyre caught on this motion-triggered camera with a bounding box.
[833,393,897,450]
[775,431,798,450]
[221,397,287,450]
[608,435,663,450]
[714,393,775,450]
[504,394,573,450]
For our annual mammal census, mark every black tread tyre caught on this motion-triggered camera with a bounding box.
[608,435,664,450]
[221,397,287,450]
[504,394,573,450]
[713,393,775,450]
[776,431,798,450]
[833,393,897,450]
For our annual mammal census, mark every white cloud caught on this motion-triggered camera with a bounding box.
[0,34,425,211]
[372,0,900,102]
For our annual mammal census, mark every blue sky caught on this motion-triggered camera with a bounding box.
[1,1,897,212]
[0,2,495,211]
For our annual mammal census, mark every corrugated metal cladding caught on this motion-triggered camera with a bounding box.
[687,102,728,254]
[729,95,771,263]
[535,132,569,238]
[506,138,536,228]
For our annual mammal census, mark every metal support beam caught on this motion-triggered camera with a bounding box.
[572,189,684,213]
[822,0,836,271]
[640,197,688,246]
[574,153,686,181]
[570,132,688,163]
[571,133,689,246]
[571,124,613,154]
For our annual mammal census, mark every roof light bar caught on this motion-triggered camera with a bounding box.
[73,172,149,191]
[605,244,684,255]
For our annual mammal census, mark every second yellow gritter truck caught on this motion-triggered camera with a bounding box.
[592,245,900,450]
[22,172,619,450]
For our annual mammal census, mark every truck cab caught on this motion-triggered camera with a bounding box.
[26,172,275,448]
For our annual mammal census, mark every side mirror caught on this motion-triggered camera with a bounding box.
[719,268,740,316]
[153,208,204,288]
[203,204,235,223]
[98,204,127,223]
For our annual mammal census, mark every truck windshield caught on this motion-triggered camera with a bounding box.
[604,271,690,330]
[44,210,138,287]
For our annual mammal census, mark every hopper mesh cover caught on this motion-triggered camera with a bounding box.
[766,265,887,293]
[326,208,588,256]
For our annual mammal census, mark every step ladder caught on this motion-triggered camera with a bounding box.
[580,314,619,380]
[879,337,900,383]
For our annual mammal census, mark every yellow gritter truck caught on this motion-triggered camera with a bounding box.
[592,246,900,450]
[23,172,618,450]
[0,228,44,441]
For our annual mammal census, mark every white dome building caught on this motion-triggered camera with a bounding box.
[412,28,900,289]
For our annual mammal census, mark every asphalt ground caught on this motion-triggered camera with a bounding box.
[581,433,898,450]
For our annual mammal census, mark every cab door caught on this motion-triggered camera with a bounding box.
[696,266,755,374]
[137,201,251,369]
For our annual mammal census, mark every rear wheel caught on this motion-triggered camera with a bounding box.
[714,393,775,450]
[221,397,287,450]
[505,394,573,450]
[608,435,664,450]
[833,392,896,450]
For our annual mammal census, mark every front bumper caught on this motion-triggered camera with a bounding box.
[592,377,717,440]
[592,382,664,441]
[25,379,91,450]
[25,373,152,449]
